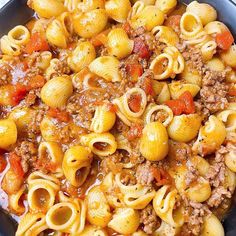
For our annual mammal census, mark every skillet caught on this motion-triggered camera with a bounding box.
[0,0,236,235]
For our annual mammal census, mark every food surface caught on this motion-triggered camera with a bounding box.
[0,0,235,235]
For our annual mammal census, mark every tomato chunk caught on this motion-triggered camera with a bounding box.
[179,91,195,114]
[128,94,142,113]
[216,30,234,51]
[123,22,132,35]
[105,102,117,113]
[47,108,70,123]
[28,75,46,89]
[126,63,143,82]
[90,29,110,47]
[11,84,28,106]
[8,153,24,178]
[25,32,49,54]
[133,37,151,59]
[35,158,57,173]
[166,91,195,115]
[140,76,155,96]
[228,85,236,96]
[127,123,143,141]
[164,15,181,32]
[151,167,172,186]
[165,99,186,115]
[0,155,7,173]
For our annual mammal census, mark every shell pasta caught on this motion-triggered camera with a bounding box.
[0,1,235,236]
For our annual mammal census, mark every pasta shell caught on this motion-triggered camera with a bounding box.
[155,0,177,14]
[46,19,67,48]
[80,132,117,157]
[90,102,116,133]
[186,177,211,203]
[130,5,165,31]
[108,208,140,235]
[107,28,134,59]
[180,12,203,39]
[78,0,105,12]
[40,76,73,108]
[193,115,227,156]
[86,186,112,227]
[168,81,200,99]
[67,41,96,72]
[0,119,17,149]
[167,114,202,142]
[16,212,47,236]
[31,0,66,18]
[202,214,224,236]
[46,202,78,231]
[150,53,174,80]
[7,25,30,46]
[89,56,121,82]
[152,26,179,46]
[73,9,108,38]
[105,0,131,23]
[142,103,173,127]
[0,35,21,56]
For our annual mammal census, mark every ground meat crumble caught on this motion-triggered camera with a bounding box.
[140,204,161,234]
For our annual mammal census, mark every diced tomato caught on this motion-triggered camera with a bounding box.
[179,91,195,114]
[216,30,234,51]
[28,75,46,89]
[35,158,57,173]
[11,84,28,105]
[0,155,7,173]
[151,167,172,186]
[140,76,155,96]
[8,153,24,178]
[105,102,118,113]
[123,22,132,35]
[128,94,142,113]
[165,99,186,115]
[126,63,143,82]
[164,15,181,31]
[166,91,195,115]
[90,29,110,47]
[25,32,49,54]
[67,42,76,50]
[228,85,236,96]
[133,37,151,59]
[127,123,143,141]
[47,108,70,123]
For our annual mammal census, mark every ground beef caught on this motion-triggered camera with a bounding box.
[66,90,107,129]
[181,46,204,74]
[185,159,199,186]
[130,26,146,38]
[28,109,46,139]
[100,153,123,174]
[182,199,211,236]
[119,54,141,80]
[136,161,154,186]
[15,141,38,173]
[0,62,11,85]
[194,100,211,121]
[207,186,232,208]
[206,146,227,188]
[168,141,192,162]
[120,171,137,186]
[140,204,160,234]
[200,70,228,113]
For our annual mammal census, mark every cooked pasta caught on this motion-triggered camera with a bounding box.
[62,145,93,187]
[0,1,235,236]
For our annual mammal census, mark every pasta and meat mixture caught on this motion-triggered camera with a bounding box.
[0,0,235,235]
